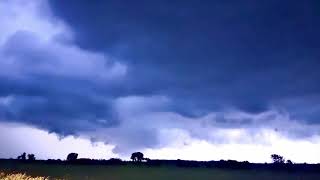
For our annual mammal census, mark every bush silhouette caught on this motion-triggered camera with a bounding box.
[131,152,144,162]
[271,154,285,164]
[27,154,36,161]
[286,160,293,164]
[17,152,26,160]
[67,153,78,161]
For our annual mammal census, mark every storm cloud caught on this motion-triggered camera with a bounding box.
[0,0,320,161]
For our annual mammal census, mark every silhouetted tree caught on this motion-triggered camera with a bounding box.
[271,154,285,164]
[131,152,144,162]
[286,160,293,164]
[17,152,26,160]
[67,153,78,161]
[27,154,36,161]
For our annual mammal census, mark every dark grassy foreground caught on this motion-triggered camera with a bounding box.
[1,161,320,180]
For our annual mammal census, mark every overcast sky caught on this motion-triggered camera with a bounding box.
[0,0,320,163]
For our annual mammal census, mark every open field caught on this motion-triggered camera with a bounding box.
[1,162,320,180]
[0,172,52,180]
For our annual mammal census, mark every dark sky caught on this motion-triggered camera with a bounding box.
[49,0,320,119]
[0,0,320,161]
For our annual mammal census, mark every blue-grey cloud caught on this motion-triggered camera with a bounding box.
[49,0,320,115]
[0,0,125,136]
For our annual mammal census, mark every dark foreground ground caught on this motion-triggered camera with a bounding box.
[0,160,320,180]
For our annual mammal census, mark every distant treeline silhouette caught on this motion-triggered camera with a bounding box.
[17,152,35,161]
[4,152,318,172]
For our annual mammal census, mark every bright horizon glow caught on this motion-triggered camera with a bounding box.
[1,122,320,164]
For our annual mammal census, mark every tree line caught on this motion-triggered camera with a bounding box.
[15,152,291,164]
[10,152,319,172]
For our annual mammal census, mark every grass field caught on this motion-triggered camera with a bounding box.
[0,172,52,180]
[1,163,320,180]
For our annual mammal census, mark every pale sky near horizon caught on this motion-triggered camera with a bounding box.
[1,122,320,163]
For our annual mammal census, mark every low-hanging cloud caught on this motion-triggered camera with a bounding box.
[80,94,320,155]
[0,0,126,135]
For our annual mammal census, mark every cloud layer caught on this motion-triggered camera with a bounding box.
[0,0,126,135]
